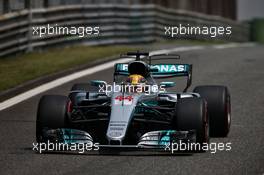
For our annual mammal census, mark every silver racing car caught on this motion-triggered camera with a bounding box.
[36,52,231,153]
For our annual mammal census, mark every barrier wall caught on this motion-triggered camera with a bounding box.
[0,4,249,57]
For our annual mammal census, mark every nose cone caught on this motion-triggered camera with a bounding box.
[106,93,140,144]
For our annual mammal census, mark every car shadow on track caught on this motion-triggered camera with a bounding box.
[24,147,194,157]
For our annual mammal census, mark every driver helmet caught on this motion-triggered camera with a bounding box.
[127,74,146,85]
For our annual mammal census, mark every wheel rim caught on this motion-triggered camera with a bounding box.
[204,101,209,143]
[226,95,231,133]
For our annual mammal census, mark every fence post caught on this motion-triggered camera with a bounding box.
[3,0,10,14]
[44,0,49,8]
[25,0,30,9]
[26,0,33,52]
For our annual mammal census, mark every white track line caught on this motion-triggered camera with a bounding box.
[212,42,256,49]
[0,58,132,111]
[0,43,255,111]
[150,46,205,55]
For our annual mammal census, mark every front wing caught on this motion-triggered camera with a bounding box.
[37,128,196,153]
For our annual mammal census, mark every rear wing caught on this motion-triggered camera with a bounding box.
[114,63,192,92]
[151,64,191,78]
[115,63,191,76]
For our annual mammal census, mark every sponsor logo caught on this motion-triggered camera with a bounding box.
[117,64,187,73]
[114,95,133,105]
[152,65,186,73]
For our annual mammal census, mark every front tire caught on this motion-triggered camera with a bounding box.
[193,85,231,137]
[36,95,69,142]
[174,98,209,146]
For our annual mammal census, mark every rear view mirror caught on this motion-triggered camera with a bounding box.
[160,82,176,88]
[90,80,106,87]
[150,67,159,72]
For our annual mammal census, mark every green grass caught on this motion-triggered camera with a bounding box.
[0,40,231,93]
[0,45,136,92]
[250,19,264,43]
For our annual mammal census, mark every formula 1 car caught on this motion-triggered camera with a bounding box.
[36,52,231,153]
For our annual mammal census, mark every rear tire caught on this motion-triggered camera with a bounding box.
[70,83,101,105]
[174,98,209,146]
[193,85,231,137]
[36,95,69,142]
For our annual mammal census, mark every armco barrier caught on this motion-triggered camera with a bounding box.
[0,4,249,58]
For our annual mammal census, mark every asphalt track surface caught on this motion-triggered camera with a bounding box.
[0,44,263,175]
